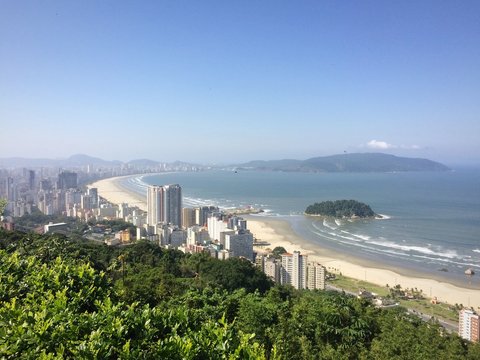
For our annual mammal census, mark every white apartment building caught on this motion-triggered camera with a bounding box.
[459,309,480,342]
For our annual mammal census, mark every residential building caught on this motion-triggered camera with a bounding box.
[147,184,182,227]
[57,171,77,190]
[182,207,196,228]
[459,309,480,342]
[224,229,254,260]
[307,262,326,290]
[281,251,307,289]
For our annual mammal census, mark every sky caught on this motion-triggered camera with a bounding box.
[1,1,479,165]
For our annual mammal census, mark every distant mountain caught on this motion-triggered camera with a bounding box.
[0,154,122,168]
[238,153,450,172]
[0,154,202,169]
[65,154,122,167]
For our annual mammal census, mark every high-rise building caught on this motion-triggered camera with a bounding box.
[5,177,14,202]
[195,206,218,226]
[459,309,480,342]
[265,258,282,283]
[28,170,35,190]
[307,262,326,290]
[182,207,196,228]
[281,251,307,289]
[147,184,182,227]
[224,229,254,260]
[87,188,99,208]
[57,171,77,190]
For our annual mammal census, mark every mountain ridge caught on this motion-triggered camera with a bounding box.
[0,153,450,172]
[238,153,450,172]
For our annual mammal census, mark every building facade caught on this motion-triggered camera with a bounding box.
[147,184,182,227]
[459,309,480,342]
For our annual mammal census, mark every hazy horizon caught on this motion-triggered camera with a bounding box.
[1,1,479,165]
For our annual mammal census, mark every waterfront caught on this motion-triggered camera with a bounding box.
[92,168,480,307]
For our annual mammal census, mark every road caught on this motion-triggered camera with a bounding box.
[325,284,458,333]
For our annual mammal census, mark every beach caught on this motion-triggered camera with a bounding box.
[91,175,147,211]
[247,217,480,309]
[92,175,480,309]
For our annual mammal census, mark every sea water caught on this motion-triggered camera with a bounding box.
[120,169,480,288]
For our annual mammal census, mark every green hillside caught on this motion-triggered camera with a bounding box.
[0,228,478,359]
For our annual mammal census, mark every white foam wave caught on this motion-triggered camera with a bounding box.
[367,240,460,259]
[322,219,337,230]
[473,249,480,254]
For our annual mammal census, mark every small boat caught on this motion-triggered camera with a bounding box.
[465,268,475,275]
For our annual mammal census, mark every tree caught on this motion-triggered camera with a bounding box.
[0,198,6,217]
[272,246,287,258]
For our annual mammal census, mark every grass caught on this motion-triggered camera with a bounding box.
[329,275,460,323]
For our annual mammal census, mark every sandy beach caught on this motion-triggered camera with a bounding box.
[246,217,480,309]
[92,175,480,309]
[90,175,147,211]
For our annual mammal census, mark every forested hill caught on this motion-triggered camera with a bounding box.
[305,200,376,218]
[239,153,450,172]
[1,228,479,359]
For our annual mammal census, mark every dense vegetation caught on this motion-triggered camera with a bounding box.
[240,153,450,172]
[305,200,375,218]
[1,228,479,359]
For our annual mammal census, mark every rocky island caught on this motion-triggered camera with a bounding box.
[305,200,376,218]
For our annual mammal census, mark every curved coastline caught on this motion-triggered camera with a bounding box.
[246,216,480,308]
[91,174,480,309]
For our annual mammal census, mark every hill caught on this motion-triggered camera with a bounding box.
[305,200,376,218]
[238,153,450,172]
[1,228,479,358]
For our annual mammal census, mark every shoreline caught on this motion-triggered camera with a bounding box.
[245,216,480,308]
[91,174,480,309]
[90,175,147,211]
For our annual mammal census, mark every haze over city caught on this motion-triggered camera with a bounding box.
[1,1,479,165]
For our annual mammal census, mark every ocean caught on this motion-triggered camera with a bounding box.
[120,169,480,288]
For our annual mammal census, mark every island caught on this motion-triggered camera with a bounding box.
[305,200,375,218]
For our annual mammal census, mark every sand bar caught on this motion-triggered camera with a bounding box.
[91,175,480,309]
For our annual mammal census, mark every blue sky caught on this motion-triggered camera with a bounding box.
[1,1,479,165]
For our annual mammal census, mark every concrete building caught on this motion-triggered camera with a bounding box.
[224,229,254,260]
[195,206,218,226]
[186,225,210,246]
[81,194,93,210]
[459,309,480,342]
[281,251,307,290]
[265,258,282,283]
[115,230,132,243]
[44,222,68,234]
[307,262,326,290]
[87,187,99,209]
[207,215,229,242]
[147,184,182,227]
[182,207,196,228]
[57,171,77,190]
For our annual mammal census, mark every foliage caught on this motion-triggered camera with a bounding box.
[272,246,287,258]
[305,200,375,218]
[0,198,7,217]
[0,250,265,359]
[0,229,477,359]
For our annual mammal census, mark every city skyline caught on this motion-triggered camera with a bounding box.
[1,1,479,165]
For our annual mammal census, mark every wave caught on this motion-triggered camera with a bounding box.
[322,219,337,230]
[473,249,480,254]
[365,240,460,259]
